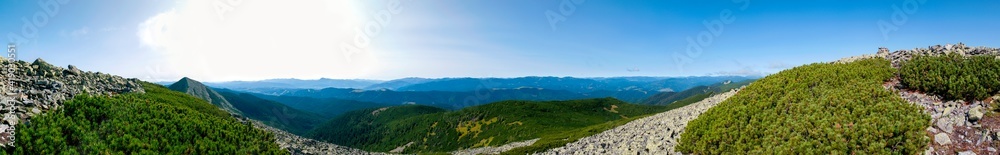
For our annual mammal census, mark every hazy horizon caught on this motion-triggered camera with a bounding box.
[157,75,760,83]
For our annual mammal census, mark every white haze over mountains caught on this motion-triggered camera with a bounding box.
[138,0,379,82]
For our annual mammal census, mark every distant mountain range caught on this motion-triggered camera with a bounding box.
[250,93,395,118]
[208,78,384,89]
[156,76,755,94]
[157,76,751,108]
[160,76,758,137]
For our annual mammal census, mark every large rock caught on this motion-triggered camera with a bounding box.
[63,65,81,76]
[936,117,955,133]
[934,133,952,145]
[968,106,984,123]
[31,58,59,77]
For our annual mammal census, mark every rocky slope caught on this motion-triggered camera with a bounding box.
[451,138,539,155]
[877,43,1000,155]
[0,58,144,146]
[248,120,386,155]
[536,88,740,154]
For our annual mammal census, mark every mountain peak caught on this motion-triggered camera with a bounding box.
[169,77,243,115]
[174,77,204,85]
[31,58,47,65]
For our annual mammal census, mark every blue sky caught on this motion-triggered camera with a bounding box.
[2,0,998,82]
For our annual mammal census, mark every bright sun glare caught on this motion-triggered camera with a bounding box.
[138,0,380,82]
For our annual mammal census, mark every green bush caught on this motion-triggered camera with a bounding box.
[5,83,286,154]
[677,58,930,154]
[900,53,1000,100]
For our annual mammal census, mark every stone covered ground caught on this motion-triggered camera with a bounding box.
[878,43,1000,155]
[0,58,144,146]
[535,89,740,155]
[249,120,387,155]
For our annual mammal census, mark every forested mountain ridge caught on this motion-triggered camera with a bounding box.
[250,93,394,118]
[307,97,671,153]
[170,78,326,136]
[217,91,326,136]
[168,77,243,115]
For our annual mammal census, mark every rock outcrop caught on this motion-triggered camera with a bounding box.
[0,58,144,146]
[883,43,1000,67]
[248,120,387,155]
[835,43,1000,64]
[536,88,740,154]
[877,43,1000,155]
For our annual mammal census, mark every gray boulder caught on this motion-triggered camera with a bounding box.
[934,133,952,145]
[968,106,984,123]
[63,65,81,76]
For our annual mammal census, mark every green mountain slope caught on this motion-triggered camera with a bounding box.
[642,79,754,105]
[307,97,669,153]
[217,91,326,135]
[168,77,242,115]
[252,94,394,118]
[171,77,326,136]
[7,82,285,154]
[677,58,930,154]
[900,53,1000,100]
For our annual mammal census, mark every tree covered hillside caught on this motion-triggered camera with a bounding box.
[308,98,669,153]
[251,94,394,118]
[900,53,1000,101]
[678,58,930,154]
[218,91,326,136]
[6,83,286,154]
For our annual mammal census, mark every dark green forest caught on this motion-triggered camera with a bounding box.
[5,83,286,154]
[218,91,326,136]
[677,58,930,154]
[900,53,1000,100]
[250,94,393,119]
[307,97,669,153]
